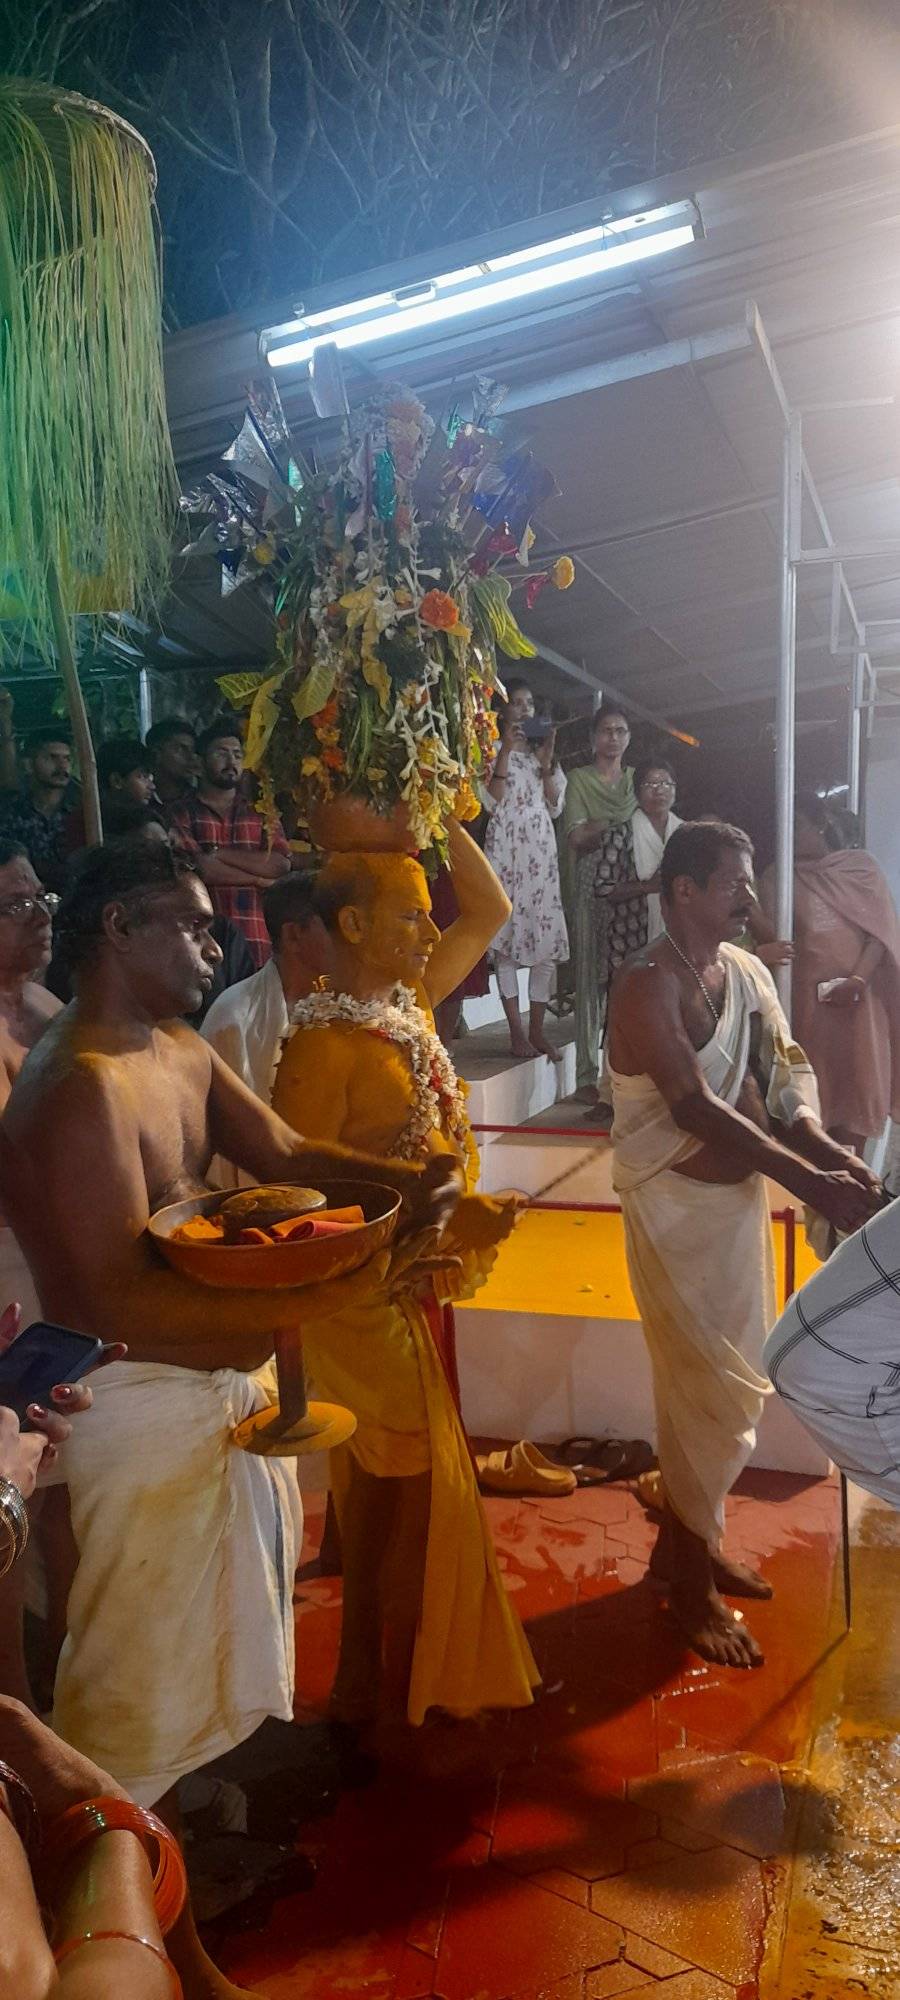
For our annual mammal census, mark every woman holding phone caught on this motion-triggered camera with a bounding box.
[484,680,569,1060]
[0,1305,123,1710]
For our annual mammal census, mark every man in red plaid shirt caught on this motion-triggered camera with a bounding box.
[172,720,290,967]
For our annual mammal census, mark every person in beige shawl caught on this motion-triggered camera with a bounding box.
[607,821,883,1669]
[760,795,900,1151]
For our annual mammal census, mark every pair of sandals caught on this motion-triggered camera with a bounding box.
[551,1434,656,1487]
[476,1434,655,1497]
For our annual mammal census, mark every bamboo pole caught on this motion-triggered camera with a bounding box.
[0,196,103,846]
[46,561,103,844]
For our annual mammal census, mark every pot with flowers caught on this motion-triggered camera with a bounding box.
[212,380,574,862]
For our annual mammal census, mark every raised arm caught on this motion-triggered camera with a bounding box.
[424,818,511,1009]
[612,961,879,1232]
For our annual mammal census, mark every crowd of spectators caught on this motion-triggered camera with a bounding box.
[0,702,291,1022]
[0,686,894,1122]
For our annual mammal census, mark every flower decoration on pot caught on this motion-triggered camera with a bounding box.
[190,376,574,863]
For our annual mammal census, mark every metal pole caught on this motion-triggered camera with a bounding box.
[138,665,153,738]
[773,411,802,1015]
[847,636,865,817]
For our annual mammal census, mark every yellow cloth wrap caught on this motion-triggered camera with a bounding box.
[272,1013,538,1720]
[315,1296,537,1720]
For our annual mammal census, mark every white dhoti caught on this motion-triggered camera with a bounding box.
[612,942,820,1548]
[765,1197,900,1508]
[620,1170,775,1543]
[52,1360,302,1806]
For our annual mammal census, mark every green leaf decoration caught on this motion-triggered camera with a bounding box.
[290,656,337,723]
[217,672,266,709]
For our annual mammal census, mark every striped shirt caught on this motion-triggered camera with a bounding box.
[172,790,289,968]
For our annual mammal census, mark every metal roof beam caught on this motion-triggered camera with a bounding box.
[746,300,869,658]
[501,322,752,415]
[531,641,691,740]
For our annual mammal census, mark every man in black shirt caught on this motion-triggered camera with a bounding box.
[0,726,74,893]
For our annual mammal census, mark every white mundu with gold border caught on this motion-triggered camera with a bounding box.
[610,943,819,1546]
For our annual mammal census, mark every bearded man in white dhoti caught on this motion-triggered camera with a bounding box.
[608,820,883,1669]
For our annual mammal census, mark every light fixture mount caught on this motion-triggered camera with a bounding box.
[262,199,700,374]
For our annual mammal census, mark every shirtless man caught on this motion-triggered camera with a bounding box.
[0,839,459,2000]
[0,842,67,1704]
[607,819,883,1668]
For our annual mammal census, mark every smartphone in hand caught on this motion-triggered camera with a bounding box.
[0,1322,109,1425]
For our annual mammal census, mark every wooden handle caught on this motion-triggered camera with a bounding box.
[273,1326,309,1429]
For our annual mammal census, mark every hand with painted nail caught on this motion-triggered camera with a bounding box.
[0,1404,45,1497]
[0,1304,127,1485]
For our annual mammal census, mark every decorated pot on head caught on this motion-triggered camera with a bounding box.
[307,794,417,856]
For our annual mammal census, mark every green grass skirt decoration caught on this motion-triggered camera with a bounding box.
[0,79,178,662]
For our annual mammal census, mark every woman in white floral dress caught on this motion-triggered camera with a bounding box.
[484,680,569,1059]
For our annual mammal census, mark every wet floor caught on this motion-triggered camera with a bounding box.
[207,1467,895,2000]
[762,1486,900,1999]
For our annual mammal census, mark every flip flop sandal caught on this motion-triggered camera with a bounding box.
[633,1467,665,1514]
[476,1440,578,1496]
[552,1435,657,1485]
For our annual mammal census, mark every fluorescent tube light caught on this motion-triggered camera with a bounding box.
[265,203,697,371]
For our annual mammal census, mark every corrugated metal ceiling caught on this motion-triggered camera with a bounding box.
[155,124,900,742]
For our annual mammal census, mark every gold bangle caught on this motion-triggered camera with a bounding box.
[0,1478,27,1578]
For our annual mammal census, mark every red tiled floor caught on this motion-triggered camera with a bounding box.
[588,1845,766,1984]
[216,1469,839,1998]
[436,1867,624,2000]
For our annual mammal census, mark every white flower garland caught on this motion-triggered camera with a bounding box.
[288,984,473,1164]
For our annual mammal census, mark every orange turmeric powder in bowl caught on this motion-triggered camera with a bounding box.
[148,1181,400,1290]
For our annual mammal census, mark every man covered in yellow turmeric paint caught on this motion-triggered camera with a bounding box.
[272,820,539,1745]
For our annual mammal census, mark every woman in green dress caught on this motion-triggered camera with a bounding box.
[560,704,638,1102]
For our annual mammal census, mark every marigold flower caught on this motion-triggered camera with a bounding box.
[321,746,346,772]
[312,697,340,729]
[454,779,481,822]
[419,589,461,631]
[551,556,575,590]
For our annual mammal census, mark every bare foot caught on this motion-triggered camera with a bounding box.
[650,1542,773,1601]
[711,1551,773,1600]
[529,1034,563,1063]
[508,1039,539,1060]
[668,1586,764,1668]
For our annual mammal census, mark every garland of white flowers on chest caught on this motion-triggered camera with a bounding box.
[287,986,478,1174]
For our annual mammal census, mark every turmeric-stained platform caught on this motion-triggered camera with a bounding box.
[217,1469,853,1999]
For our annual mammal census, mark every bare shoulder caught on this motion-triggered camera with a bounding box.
[610,938,678,1012]
[161,1017,214,1074]
[4,1026,126,1150]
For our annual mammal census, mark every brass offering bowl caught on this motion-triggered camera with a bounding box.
[148,1179,401,1456]
[148,1178,401,1289]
